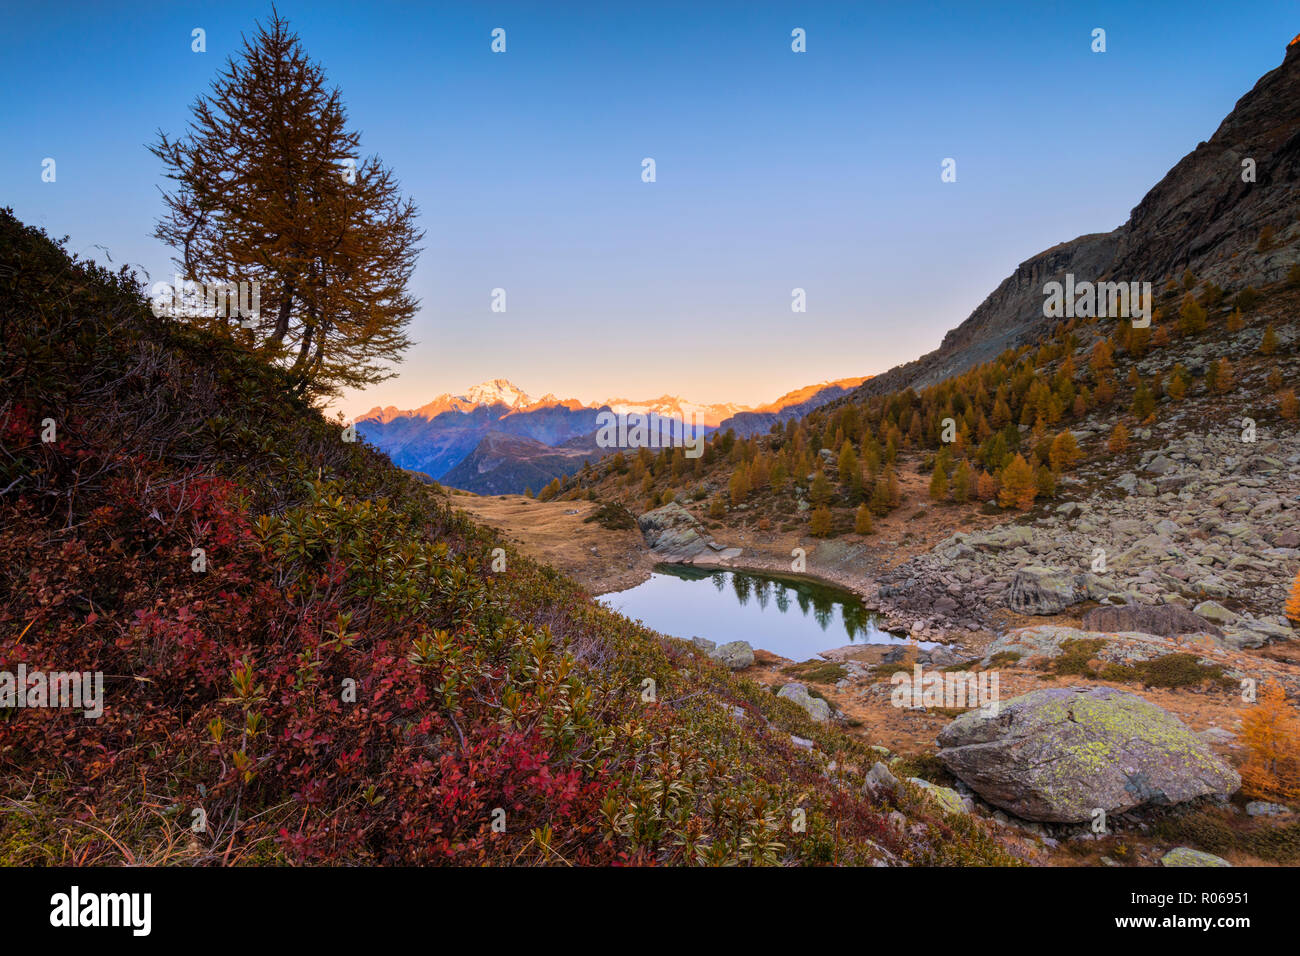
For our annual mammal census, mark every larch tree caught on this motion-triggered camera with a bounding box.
[1048,430,1081,473]
[1240,681,1300,802]
[928,461,948,501]
[997,454,1036,510]
[1107,422,1130,453]
[853,502,873,534]
[150,10,422,399]
[951,459,973,503]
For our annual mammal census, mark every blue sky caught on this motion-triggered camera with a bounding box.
[3,1,1297,417]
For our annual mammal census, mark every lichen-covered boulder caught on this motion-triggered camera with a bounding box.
[708,640,754,670]
[907,778,970,815]
[936,686,1239,822]
[1161,847,1232,867]
[777,682,830,721]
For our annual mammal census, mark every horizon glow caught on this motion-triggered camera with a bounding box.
[2,1,1296,418]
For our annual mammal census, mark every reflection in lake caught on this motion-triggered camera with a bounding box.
[599,564,933,661]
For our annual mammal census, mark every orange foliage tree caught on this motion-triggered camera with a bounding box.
[1107,422,1130,453]
[997,454,1036,510]
[1287,569,1300,627]
[1240,681,1300,803]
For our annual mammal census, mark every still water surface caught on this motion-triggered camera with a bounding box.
[599,564,932,661]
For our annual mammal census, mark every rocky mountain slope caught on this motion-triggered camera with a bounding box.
[852,36,1300,401]
[438,429,601,495]
[719,377,869,437]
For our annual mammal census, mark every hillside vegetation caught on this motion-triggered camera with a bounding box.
[0,210,1015,866]
[565,265,1299,564]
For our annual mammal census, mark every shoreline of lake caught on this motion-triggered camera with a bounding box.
[597,563,931,662]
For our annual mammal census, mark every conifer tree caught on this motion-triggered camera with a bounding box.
[1178,293,1207,335]
[810,506,832,538]
[1049,430,1081,473]
[729,465,750,506]
[150,11,422,398]
[837,440,858,486]
[1212,357,1235,394]
[1035,464,1056,498]
[1260,324,1278,356]
[1089,340,1114,377]
[1130,380,1155,420]
[1107,422,1130,453]
[1165,370,1186,402]
[997,454,1036,510]
[1280,389,1299,420]
[929,462,948,501]
[1240,681,1300,802]
[810,470,832,507]
[951,459,973,503]
[854,503,873,535]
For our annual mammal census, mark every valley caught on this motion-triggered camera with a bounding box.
[5,6,1300,884]
[435,46,1300,852]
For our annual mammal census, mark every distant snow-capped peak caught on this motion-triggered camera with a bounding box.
[462,379,532,408]
[598,396,747,427]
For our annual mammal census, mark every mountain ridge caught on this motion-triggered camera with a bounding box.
[358,376,867,491]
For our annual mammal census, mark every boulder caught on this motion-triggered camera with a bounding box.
[980,625,1158,666]
[690,636,717,653]
[1192,601,1237,625]
[777,682,831,722]
[907,777,970,815]
[636,501,714,561]
[936,686,1240,823]
[1277,529,1300,549]
[709,640,754,670]
[863,761,899,797]
[1221,618,1295,648]
[1006,567,1103,615]
[968,526,1034,550]
[1161,847,1231,867]
[1081,603,1222,638]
